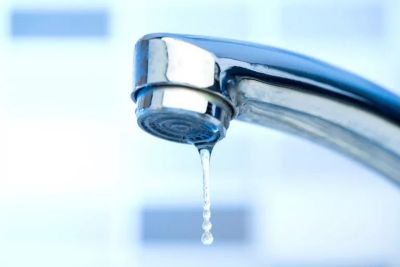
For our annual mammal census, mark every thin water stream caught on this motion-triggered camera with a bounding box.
[197,146,214,245]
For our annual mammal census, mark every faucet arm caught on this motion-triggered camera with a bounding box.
[133,33,400,184]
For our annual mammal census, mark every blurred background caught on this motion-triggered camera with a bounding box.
[1,0,400,266]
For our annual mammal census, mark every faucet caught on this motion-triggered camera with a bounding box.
[131,33,400,184]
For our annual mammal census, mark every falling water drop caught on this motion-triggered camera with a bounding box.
[197,146,214,245]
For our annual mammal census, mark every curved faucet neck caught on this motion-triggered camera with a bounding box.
[133,33,400,184]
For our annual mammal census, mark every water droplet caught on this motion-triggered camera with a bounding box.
[201,231,214,245]
[203,209,211,220]
[202,220,212,232]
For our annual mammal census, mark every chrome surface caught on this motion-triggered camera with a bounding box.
[136,86,232,146]
[132,33,400,184]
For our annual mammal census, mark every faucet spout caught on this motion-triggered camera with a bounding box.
[132,33,400,184]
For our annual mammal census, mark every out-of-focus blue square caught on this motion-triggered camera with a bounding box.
[140,207,251,244]
[281,3,384,39]
[11,9,109,38]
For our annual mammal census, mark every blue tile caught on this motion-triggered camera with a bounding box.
[11,9,109,38]
[281,3,384,39]
[140,207,251,244]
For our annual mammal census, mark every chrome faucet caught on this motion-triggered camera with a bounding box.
[131,33,400,184]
